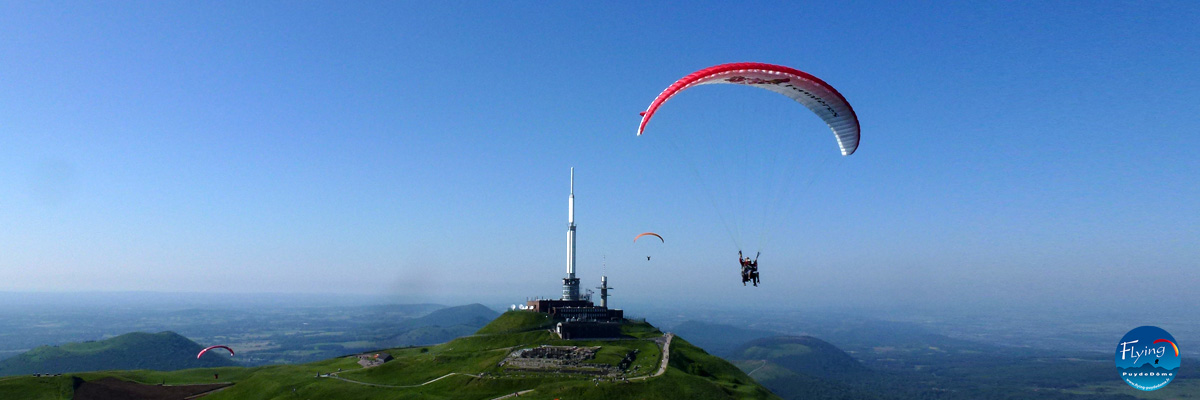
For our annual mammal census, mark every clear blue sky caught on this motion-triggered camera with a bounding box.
[2,1,1196,314]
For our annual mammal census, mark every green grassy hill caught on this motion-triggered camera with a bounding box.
[475,310,554,334]
[729,336,885,400]
[0,331,236,377]
[732,336,869,381]
[672,320,779,357]
[0,311,781,399]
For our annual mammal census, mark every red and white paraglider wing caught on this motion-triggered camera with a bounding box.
[637,62,860,156]
[634,232,664,243]
[197,345,235,359]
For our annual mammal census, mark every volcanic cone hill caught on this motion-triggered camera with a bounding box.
[732,335,870,381]
[0,311,781,400]
[0,331,236,377]
[729,336,877,400]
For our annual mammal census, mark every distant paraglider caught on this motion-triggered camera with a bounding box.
[633,232,664,243]
[634,232,664,261]
[197,345,235,359]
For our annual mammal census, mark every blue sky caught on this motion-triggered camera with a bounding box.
[1,2,1197,314]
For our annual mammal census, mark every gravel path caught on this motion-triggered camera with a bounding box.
[744,359,769,377]
[489,389,535,399]
[320,371,478,388]
[630,332,673,381]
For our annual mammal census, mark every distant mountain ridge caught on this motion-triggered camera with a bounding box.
[398,303,497,329]
[0,331,236,377]
[380,303,499,347]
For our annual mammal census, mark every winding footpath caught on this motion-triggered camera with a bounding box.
[630,333,673,381]
[489,389,536,399]
[744,359,769,377]
[321,372,479,388]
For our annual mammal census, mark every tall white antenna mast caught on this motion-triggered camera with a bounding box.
[562,167,581,300]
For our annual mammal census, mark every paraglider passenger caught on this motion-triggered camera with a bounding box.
[739,251,749,285]
[750,252,760,286]
[739,250,756,285]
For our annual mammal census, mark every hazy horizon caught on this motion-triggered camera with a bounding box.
[2,290,1196,360]
[2,289,1192,323]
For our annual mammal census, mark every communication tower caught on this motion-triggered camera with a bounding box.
[562,168,581,301]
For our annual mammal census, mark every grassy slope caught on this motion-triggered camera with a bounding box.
[621,320,665,338]
[0,375,75,400]
[0,311,781,400]
[475,311,554,334]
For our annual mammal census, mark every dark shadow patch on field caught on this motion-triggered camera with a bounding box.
[73,377,231,400]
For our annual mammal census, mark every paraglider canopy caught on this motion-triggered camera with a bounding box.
[197,345,234,359]
[633,232,664,243]
[637,62,860,156]
[634,62,863,254]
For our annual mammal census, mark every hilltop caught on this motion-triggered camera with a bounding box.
[0,331,236,377]
[0,311,780,399]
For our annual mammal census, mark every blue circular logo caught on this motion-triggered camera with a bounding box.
[1115,326,1180,391]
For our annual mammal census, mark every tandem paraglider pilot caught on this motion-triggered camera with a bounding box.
[739,251,760,287]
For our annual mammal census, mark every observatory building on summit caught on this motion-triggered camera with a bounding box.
[525,168,623,339]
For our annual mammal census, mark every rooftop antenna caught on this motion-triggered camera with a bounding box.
[597,275,613,309]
